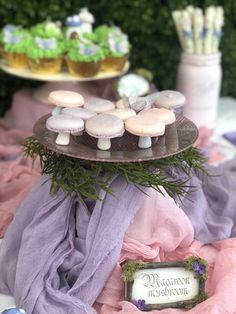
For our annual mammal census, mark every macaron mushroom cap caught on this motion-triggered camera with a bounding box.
[139,108,176,125]
[86,114,124,139]
[84,97,115,113]
[48,90,84,108]
[61,107,96,120]
[106,108,136,121]
[154,90,186,109]
[86,113,124,150]
[46,114,84,133]
[125,114,165,137]
[46,114,84,145]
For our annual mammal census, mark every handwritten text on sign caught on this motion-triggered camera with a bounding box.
[131,267,199,304]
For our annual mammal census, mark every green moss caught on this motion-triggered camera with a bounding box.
[26,37,66,60]
[122,261,145,282]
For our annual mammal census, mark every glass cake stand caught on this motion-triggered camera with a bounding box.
[0,60,130,104]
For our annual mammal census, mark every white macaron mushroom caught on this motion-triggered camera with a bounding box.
[46,114,84,146]
[154,90,186,110]
[125,115,165,149]
[106,108,136,121]
[48,90,84,116]
[84,97,115,113]
[85,113,124,150]
[139,108,176,125]
[61,107,96,121]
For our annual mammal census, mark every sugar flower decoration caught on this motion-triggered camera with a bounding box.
[3,31,22,44]
[79,43,98,56]
[192,261,206,275]
[108,34,129,54]
[132,299,146,311]
[35,37,57,50]
[3,24,20,34]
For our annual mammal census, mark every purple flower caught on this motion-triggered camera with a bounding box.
[132,299,146,311]
[192,261,206,275]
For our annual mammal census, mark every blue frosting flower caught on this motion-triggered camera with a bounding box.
[132,299,146,311]
[1,307,27,314]
[3,32,22,44]
[35,37,57,50]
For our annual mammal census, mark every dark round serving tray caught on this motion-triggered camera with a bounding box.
[33,114,198,163]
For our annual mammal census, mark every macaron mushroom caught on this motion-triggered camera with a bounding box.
[46,114,84,146]
[84,97,115,113]
[61,107,96,120]
[85,113,124,150]
[139,108,176,125]
[106,108,136,121]
[125,115,165,149]
[154,90,186,110]
[48,90,84,116]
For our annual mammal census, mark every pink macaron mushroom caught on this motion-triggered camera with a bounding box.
[46,114,84,146]
[139,108,176,125]
[106,108,136,121]
[125,114,165,149]
[48,90,84,116]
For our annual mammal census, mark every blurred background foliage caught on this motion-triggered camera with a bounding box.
[0,0,235,116]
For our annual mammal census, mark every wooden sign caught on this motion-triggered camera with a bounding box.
[122,257,208,311]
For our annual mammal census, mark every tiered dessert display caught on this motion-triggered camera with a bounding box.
[0,9,130,103]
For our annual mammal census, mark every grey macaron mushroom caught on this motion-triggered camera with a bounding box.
[46,114,84,145]
[125,114,165,149]
[84,97,115,113]
[61,107,96,120]
[85,113,124,150]
[154,90,186,110]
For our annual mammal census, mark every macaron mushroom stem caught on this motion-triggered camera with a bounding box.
[97,138,111,150]
[56,133,70,146]
[138,136,152,149]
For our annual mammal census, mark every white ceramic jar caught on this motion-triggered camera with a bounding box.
[177,53,222,128]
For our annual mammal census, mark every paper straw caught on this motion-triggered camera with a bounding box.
[186,5,195,19]
[193,8,204,54]
[203,6,216,54]
[181,11,194,54]
[212,6,224,53]
[172,10,185,50]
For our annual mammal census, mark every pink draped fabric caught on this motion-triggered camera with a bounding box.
[0,156,40,237]
[94,188,236,314]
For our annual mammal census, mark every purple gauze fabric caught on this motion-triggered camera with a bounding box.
[174,157,236,244]
[0,175,145,314]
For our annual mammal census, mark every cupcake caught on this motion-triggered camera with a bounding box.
[27,36,65,74]
[95,25,130,72]
[66,39,105,77]
[2,28,30,69]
